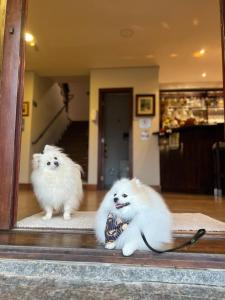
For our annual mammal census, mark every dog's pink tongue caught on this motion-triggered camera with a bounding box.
[115,203,123,209]
[116,202,130,209]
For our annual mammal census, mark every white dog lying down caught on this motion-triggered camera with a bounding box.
[95,178,173,256]
[31,145,83,220]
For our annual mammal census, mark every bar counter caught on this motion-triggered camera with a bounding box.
[155,123,224,194]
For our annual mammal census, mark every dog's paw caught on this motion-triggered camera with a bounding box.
[122,244,136,256]
[63,213,71,220]
[105,242,116,250]
[42,214,52,220]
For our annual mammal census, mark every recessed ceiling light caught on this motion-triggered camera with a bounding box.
[199,49,205,55]
[201,72,207,78]
[161,22,170,30]
[120,28,134,38]
[193,18,199,26]
[25,32,34,42]
[193,49,205,58]
[24,32,38,49]
[170,53,178,58]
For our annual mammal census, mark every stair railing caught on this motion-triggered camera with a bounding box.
[32,83,73,145]
[32,105,68,145]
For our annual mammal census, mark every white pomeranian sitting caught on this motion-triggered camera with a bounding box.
[31,145,83,220]
[95,178,173,256]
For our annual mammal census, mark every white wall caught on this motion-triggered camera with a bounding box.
[19,72,34,183]
[88,67,160,186]
[31,74,69,154]
[67,76,89,121]
[52,76,89,121]
[19,72,70,183]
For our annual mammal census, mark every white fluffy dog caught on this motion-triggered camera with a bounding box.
[95,178,173,256]
[31,145,83,220]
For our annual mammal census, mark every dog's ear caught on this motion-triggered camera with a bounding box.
[32,153,42,169]
[43,145,55,153]
[43,144,62,153]
[131,178,142,188]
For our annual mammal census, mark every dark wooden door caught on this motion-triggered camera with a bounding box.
[98,88,133,189]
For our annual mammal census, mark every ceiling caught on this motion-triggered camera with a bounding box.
[25,0,222,84]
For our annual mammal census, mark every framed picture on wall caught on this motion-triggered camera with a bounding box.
[22,101,29,116]
[136,94,155,116]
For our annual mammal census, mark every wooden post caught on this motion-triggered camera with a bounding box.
[220,0,225,139]
[0,0,27,229]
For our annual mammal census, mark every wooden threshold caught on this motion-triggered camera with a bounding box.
[0,230,224,269]
[83,184,97,191]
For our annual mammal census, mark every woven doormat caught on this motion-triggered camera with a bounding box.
[16,212,225,233]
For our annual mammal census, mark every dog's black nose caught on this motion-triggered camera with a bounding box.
[114,197,119,203]
[54,161,59,167]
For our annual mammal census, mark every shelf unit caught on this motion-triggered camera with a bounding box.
[159,88,225,194]
[160,88,224,129]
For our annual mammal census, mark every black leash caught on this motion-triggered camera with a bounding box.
[141,228,206,254]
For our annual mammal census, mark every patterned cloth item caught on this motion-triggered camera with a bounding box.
[105,213,129,244]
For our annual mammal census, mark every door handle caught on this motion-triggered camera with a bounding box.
[180,142,184,154]
[104,143,108,158]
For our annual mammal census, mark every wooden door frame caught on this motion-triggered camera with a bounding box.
[220,0,225,138]
[0,0,224,269]
[0,0,27,229]
[0,0,224,231]
[97,88,133,189]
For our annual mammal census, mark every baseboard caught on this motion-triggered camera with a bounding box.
[20,183,98,191]
[19,183,32,190]
[20,183,158,193]
[83,184,97,191]
[150,185,161,193]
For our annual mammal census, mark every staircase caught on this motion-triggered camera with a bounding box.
[57,121,89,181]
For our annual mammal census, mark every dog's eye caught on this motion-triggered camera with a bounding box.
[47,162,51,166]
[54,157,58,160]
[114,193,117,197]
[122,194,128,198]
